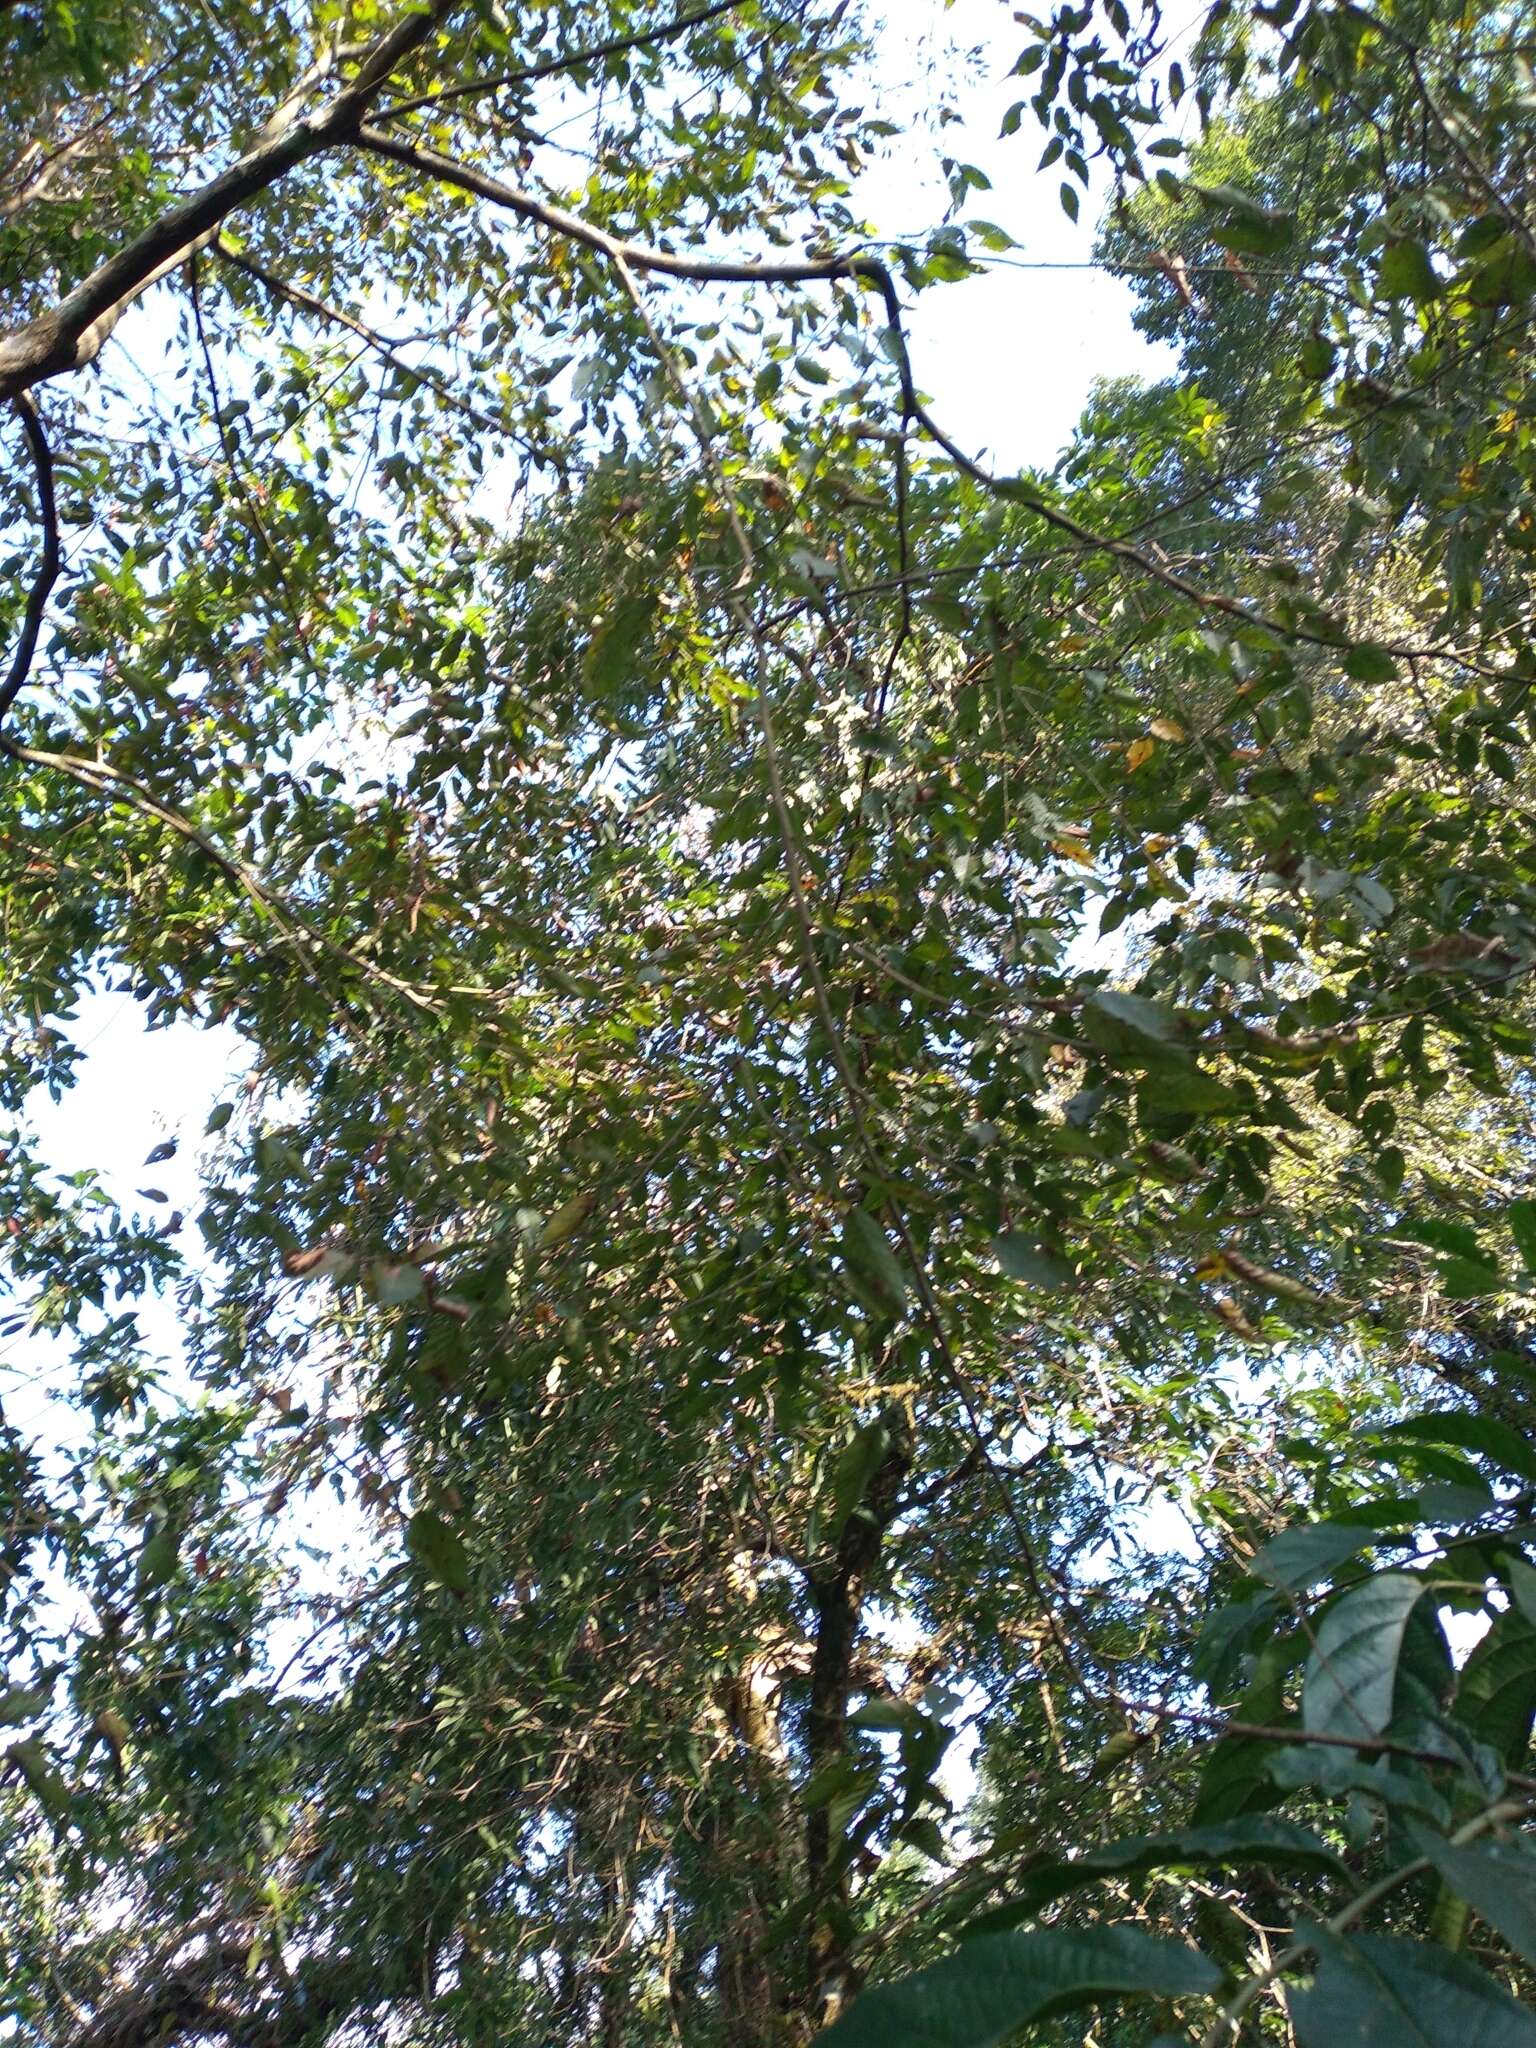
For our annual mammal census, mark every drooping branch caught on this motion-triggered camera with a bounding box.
[0,0,455,402]
[0,394,60,726]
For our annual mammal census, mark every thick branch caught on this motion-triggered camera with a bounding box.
[0,395,60,725]
[0,0,454,401]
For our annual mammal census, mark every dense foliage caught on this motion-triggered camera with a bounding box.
[3,0,1536,2041]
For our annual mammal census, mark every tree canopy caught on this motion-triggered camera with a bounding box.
[3,0,1536,2042]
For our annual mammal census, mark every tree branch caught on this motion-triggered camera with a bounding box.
[378,0,746,121]
[0,0,455,401]
[0,394,60,727]
[354,127,1506,681]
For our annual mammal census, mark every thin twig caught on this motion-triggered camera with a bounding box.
[378,0,747,121]
[0,394,60,726]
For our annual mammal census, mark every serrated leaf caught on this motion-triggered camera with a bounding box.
[1303,1573,1425,1740]
[817,1924,1221,2047]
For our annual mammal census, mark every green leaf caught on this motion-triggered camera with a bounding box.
[1507,1200,1536,1271]
[406,1509,470,1595]
[1290,1929,1536,2048]
[993,1234,1073,1289]
[584,592,658,698]
[1438,1257,1502,1299]
[1507,1554,1536,1628]
[205,1101,234,1134]
[1298,334,1337,379]
[975,1820,1345,1929]
[1343,643,1400,683]
[5,1738,71,1825]
[1378,239,1442,303]
[817,1925,1221,2047]
[840,1210,907,1318]
[1081,989,1190,1069]
[136,1523,180,1594]
[1060,181,1079,222]
[1381,1412,1536,1485]
[1456,1610,1536,1763]
[0,1683,50,1728]
[538,1192,593,1249]
[1409,1827,1536,1967]
[1189,180,1294,254]
[827,1410,898,1537]
[1253,1520,1369,1595]
[1303,1573,1425,1739]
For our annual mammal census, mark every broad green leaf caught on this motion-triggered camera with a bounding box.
[0,1683,50,1728]
[5,1739,71,1825]
[1303,1573,1425,1740]
[1507,1554,1536,1628]
[840,1210,907,1317]
[1508,1200,1536,1270]
[136,1524,180,1594]
[406,1510,470,1595]
[584,592,657,698]
[1456,1610,1536,1764]
[1253,1521,1369,1595]
[538,1192,593,1249]
[1343,643,1399,683]
[1378,239,1441,302]
[1409,1826,1536,1967]
[971,1820,1345,1931]
[1381,1412,1536,1485]
[1290,1929,1536,2048]
[993,1234,1073,1289]
[817,1925,1221,2047]
[827,1411,898,1538]
[1081,990,1190,1069]
[1437,1257,1502,1300]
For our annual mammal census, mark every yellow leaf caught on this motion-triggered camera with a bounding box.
[1050,838,1095,866]
[1194,1252,1229,1282]
[1125,737,1156,772]
[1148,717,1186,743]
